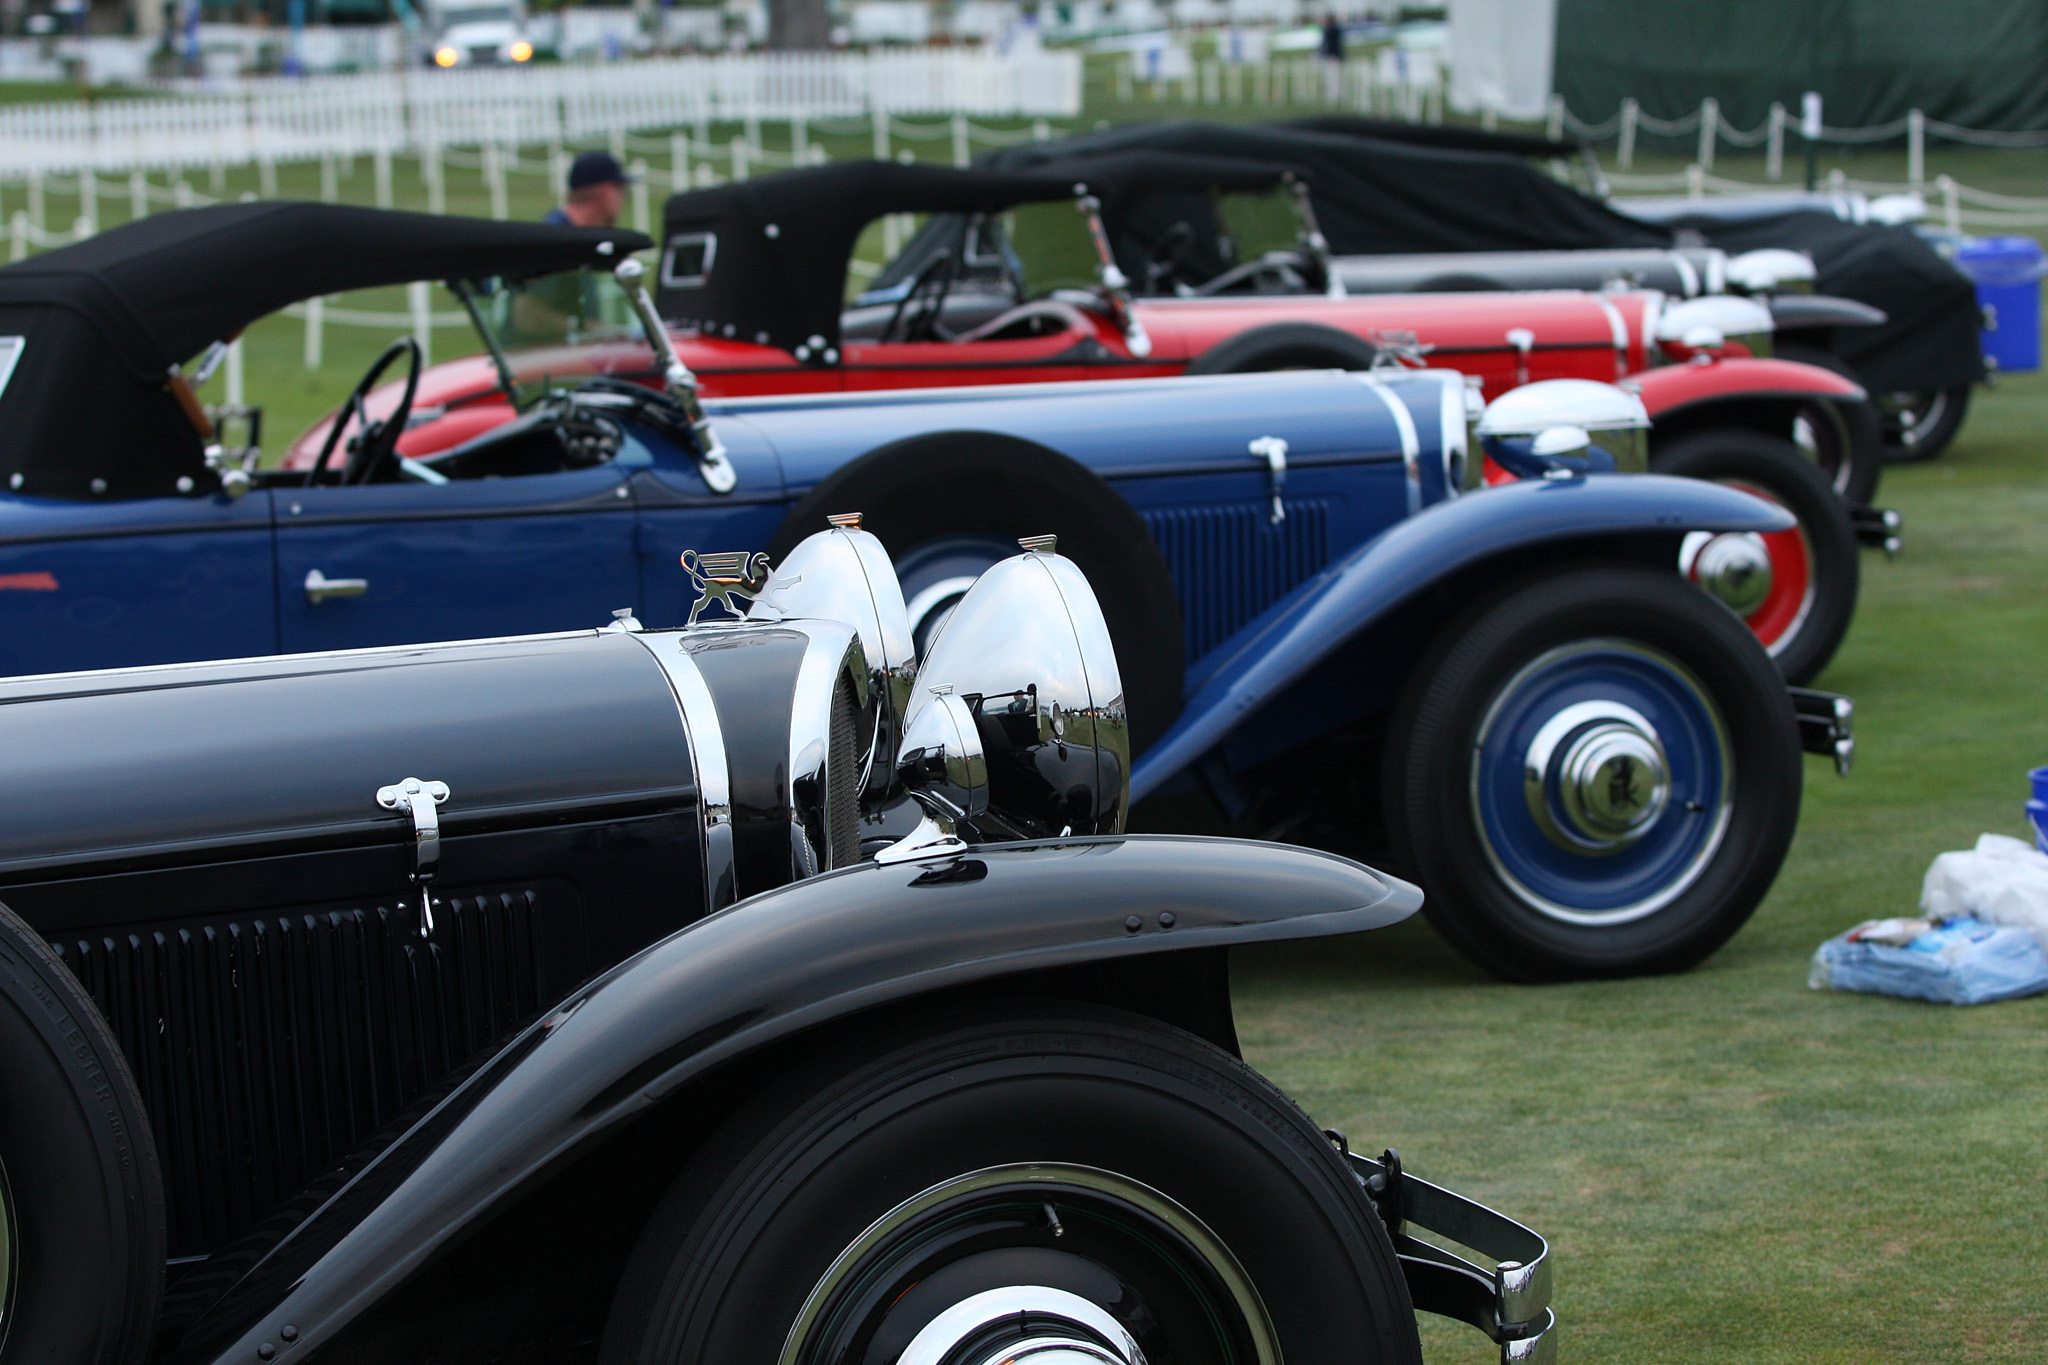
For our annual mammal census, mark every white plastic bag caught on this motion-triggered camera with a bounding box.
[1810,915,2048,1005]
[1920,833,2048,952]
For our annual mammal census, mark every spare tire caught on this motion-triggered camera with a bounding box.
[770,433,1186,755]
[1185,322,1379,375]
[0,900,163,1365]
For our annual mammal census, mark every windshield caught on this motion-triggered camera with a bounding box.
[440,5,517,24]
[469,267,644,352]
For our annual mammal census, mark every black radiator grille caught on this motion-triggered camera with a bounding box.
[53,886,561,1258]
[1142,499,1332,661]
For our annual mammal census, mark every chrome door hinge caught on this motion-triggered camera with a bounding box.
[376,777,450,935]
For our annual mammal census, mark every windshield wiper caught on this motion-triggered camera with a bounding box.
[449,277,522,409]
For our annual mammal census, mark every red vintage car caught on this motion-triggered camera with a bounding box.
[290,159,1883,682]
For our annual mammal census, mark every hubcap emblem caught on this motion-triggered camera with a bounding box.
[1525,702,1672,853]
[1681,531,1774,617]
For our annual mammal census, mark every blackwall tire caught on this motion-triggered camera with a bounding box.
[1184,321,1380,374]
[1383,563,1802,982]
[1652,427,1859,686]
[1878,384,1971,463]
[770,434,1186,755]
[0,900,163,1365]
[1773,343,1886,504]
[600,1005,1421,1365]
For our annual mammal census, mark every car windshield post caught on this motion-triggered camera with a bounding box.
[449,276,522,409]
[1072,192,1152,358]
[1287,177,1343,297]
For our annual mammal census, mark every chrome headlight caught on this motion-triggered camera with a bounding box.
[749,514,915,797]
[1654,295,1775,360]
[897,536,1129,842]
[1476,379,1650,480]
[1725,248,1816,296]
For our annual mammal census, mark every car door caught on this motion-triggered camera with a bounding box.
[0,490,276,676]
[273,462,639,654]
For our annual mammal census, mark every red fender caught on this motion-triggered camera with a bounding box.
[1626,355,1866,420]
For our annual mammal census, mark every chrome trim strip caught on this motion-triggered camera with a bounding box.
[628,631,736,912]
[1435,369,1467,502]
[1594,295,1630,378]
[784,619,866,880]
[1355,373,1422,516]
[1672,251,1701,298]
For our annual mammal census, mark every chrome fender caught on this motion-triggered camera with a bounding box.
[1131,473,1795,802]
[173,835,1418,1365]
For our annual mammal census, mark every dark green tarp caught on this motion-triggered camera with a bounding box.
[1556,0,2048,136]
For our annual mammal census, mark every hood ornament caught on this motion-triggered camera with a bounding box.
[681,549,772,625]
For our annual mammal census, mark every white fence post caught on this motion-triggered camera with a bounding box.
[1766,103,1785,180]
[130,167,147,220]
[426,142,446,215]
[375,142,394,209]
[1939,174,1960,234]
[1687,163,1705,198]
[486,142,509,220]
[871,108,888,162]
[1697,97,1717,172]
[1618,98,1637,169]
[409,279,433,368]
[225,337,244,411]
[1908,108,1925,188]
[78,170,97,236]
[671,131,689,193]
[730,135,748,181]
[630,158,650,234]
[304,296,324,370]
[26,173,43,236]
[1546,92,1564,141]
[174,179,194,209]
[320,153,338,203]
[791,115,807,164]
[1033,118,1050,141]
[951,112,968,167]
[9,210,24,262]
[209,158,225,193]
[259,152,277,199]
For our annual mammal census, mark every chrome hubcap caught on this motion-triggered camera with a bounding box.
[897,1285,1145,1365]
[1525,701,1672,853]
[1680,531,1773,616]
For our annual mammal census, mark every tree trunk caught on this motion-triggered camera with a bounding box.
[767,0,830,50]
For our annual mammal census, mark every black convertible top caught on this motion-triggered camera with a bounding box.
[654,154,1297,356]
[1280,115,1586,160]
[0,202,649,499]
[974,121,1982,391]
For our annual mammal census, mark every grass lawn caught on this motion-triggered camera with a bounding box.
[1233,368,2048,1363]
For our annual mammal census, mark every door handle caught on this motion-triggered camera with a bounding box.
[304,568,368,604]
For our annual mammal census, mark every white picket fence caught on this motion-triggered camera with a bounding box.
[0,49,1082,179]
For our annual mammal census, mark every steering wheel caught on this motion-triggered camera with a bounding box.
[307,336,423,487]
[881,248,957,343]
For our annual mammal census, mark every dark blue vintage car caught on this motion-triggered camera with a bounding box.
[0,203,1850,980]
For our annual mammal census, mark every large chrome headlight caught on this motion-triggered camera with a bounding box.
[1654,295,1776,360]
[895,536,1129,843]
[1725,248,1816,296]
[749,514,915,798]
[1474,379,1650,484]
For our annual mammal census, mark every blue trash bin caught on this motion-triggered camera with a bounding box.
[1956,236,2043,373]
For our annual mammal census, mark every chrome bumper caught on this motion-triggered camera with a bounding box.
[1348,1149,1555,1364]
[1851,504,1902,558]
[1789,686,1855,776]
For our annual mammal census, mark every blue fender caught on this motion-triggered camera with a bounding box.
[171,834,1417,1365]
[1131,473,1796,802]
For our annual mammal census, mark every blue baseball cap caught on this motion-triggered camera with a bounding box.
[568,151,635,190]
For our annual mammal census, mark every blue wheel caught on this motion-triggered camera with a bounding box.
[1384,563,1803,981]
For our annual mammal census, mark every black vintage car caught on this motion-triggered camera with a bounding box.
[0,522,1553,1365]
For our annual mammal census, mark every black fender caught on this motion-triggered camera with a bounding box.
[1185,321,1381,373]
[1768,293,1887,333]
[1131,473,1794,801]
[172,834,1418,1365]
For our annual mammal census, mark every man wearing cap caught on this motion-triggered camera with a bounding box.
[545,151,633,229]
